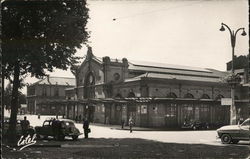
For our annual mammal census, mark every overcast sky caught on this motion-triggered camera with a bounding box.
[23,0,249,94]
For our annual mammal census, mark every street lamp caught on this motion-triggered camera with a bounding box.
[220,23,247,125]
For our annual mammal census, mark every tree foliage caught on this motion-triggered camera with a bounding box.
[4,83,26,110]
[227,54,249,71]
[1,0,89,142]
[2,0,89,79]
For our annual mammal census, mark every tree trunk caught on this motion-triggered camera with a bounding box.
[7,62,20,144]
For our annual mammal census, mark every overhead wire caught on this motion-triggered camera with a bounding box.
[113,0,203,21]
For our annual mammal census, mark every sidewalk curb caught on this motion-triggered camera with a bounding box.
[110,127,184,131]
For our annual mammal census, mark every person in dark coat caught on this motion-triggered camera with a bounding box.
[79,114,82,122]
[83,118,90,138]
[21,116,30,136]
[52,118,57,137]
[121,119,125,129]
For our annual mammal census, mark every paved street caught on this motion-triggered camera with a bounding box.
[3,115,250,159]
[24,115,249,146]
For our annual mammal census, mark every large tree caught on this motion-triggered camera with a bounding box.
[2,0,89,142]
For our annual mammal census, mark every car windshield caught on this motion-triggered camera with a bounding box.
[241,119,250,126]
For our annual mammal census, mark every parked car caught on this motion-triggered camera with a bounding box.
[35,118,81,140]
[217,118,250,144]
[3,117,35,137]
[182,120,209,130]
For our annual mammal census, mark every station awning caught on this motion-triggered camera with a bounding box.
[38,97,249,106]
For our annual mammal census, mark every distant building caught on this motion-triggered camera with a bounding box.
[19,104,27,115]
[27,76,75,115]
[61,47,248,128]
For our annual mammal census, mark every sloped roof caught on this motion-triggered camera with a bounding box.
[82,54,228,82]
[125,72,224,83]
[128,60,227,78]
[129,60,212,73]
[31,76,75,86]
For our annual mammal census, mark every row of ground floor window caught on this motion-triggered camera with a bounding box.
[35,99,250,128]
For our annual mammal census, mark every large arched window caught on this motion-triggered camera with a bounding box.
[184,93,194,99]
[127,92,136,98]
[200,94,210,99]
[215,94,224,100]
[84,72,95,98]
[115,93,123,98]
[166,92,177,98]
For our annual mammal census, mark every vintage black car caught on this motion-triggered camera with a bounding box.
[182,120,209,130]
[35,118,81,140]
[217,118,250,144]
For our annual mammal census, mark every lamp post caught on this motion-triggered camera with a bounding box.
[220,23,247,125]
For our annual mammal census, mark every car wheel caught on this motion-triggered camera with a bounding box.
[54,135,64,141]
[231,140,239,144]
[28,129,35,136]
[72,135,78,140]
[59,135,65,141]
[54,135,59,140]
[221,134,232,144]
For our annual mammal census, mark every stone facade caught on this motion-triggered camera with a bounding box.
[27,76,75,115]
[64,47,249,128]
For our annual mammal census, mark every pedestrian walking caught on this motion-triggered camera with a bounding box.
[75,115,78,123]
[121,119,125,129]
[21,116,30,136]
[79,114,82,122]
[129,117,133,133]
[83,118,90,138]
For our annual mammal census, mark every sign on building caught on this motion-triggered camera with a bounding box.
[221,98,232,106]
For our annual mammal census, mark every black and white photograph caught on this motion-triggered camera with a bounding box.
[0,0,249,158]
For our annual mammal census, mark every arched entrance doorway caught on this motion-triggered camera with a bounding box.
[127,92,136,125]
[165,92,178,127]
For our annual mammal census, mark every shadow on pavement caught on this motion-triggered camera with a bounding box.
[3,138,249,159]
